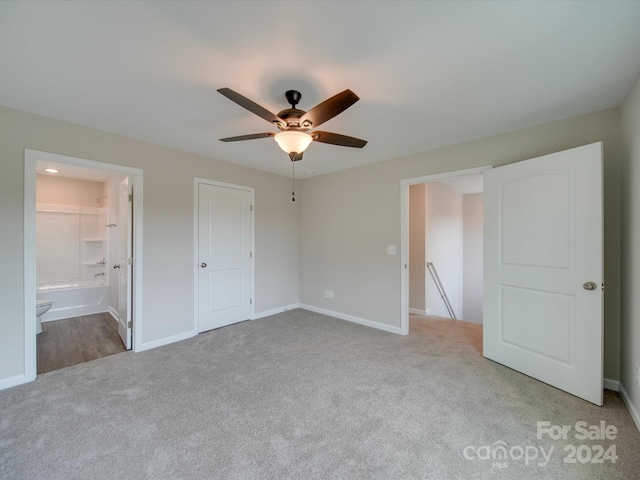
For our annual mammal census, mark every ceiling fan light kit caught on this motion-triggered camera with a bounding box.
[217,87,367,162]
[274,130,313,155]
[218,87,368,202]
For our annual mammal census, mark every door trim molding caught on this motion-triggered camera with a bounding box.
[399,166,492,335]
[24,149,144,384]
[193,178,255,334]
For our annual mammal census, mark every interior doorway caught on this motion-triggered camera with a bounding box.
[24,150,143,381]
[408,175,484,324]
[401,143,604,405]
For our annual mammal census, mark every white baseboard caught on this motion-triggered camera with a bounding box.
[252,303,300,320]
[108,306,119,323]
[42,306,109,322]
[299,304,402,335]
[0,374,26,391]
[138,330,197,352]
[140,304,301,353]
[619,382,640,433]
[604,377,620,392]
[409,308,431,316]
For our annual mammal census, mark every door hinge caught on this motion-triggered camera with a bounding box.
[250,298,253,305]
[128,193,133,202]
[250,251,253,258]
[127,320,132,328]
[127,257,133,266]
[250,204,253,212]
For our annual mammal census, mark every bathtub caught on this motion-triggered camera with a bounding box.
[37,279,109,322]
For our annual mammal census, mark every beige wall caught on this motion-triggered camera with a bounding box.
[408,184,426,312]
[463,193,483,324]
[620,72,640,423]
[0,105,299,384]
[425,182,463,318]
[299,108,621,380]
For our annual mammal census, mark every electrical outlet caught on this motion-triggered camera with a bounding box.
[324,289,334,299]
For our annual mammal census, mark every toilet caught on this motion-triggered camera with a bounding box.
[36,299,53,335]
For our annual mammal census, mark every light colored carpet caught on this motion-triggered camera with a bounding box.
[1,310,638,479]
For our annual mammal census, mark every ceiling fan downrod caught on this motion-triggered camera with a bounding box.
[285,90,302,108]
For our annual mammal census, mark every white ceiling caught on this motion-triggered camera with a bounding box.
[35,162,116,182]
[2,1,640,179]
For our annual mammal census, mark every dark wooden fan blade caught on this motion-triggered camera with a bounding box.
[299,90,359,128]
[289,152,304,162]
[218,88,284,126]
[219,132,275,142]
[311,131,367,148]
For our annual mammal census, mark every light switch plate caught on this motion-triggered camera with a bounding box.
[387,245,397,255]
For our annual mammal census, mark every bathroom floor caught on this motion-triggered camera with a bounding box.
[37,313,127,374]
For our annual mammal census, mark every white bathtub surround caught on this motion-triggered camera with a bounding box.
[37,280,109,322]
[36,203,108,284]
[36,201,110,322]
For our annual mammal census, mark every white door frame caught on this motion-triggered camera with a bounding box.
[400,166,492,335]
[24,149,144,382]
[193,178,255,333]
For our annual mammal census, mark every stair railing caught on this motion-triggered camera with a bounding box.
[426,261,457,319]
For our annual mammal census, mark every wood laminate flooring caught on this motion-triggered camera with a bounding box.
[37,313,127,374]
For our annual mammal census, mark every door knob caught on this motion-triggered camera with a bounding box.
[200,263,207,268]
[583,281,597,291]
[113,264,121,269]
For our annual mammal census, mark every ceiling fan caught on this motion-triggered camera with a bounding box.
[218,88,367,162]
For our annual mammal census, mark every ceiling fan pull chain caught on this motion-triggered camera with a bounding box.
[292,160,296,202]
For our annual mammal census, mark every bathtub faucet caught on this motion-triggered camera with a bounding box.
[94,272,105,277]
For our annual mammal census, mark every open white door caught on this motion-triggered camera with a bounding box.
[483,142,603,405]
[117,177,132,350]
[198,182,253,332]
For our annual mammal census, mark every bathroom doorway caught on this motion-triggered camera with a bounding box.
[24,150,143,380]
